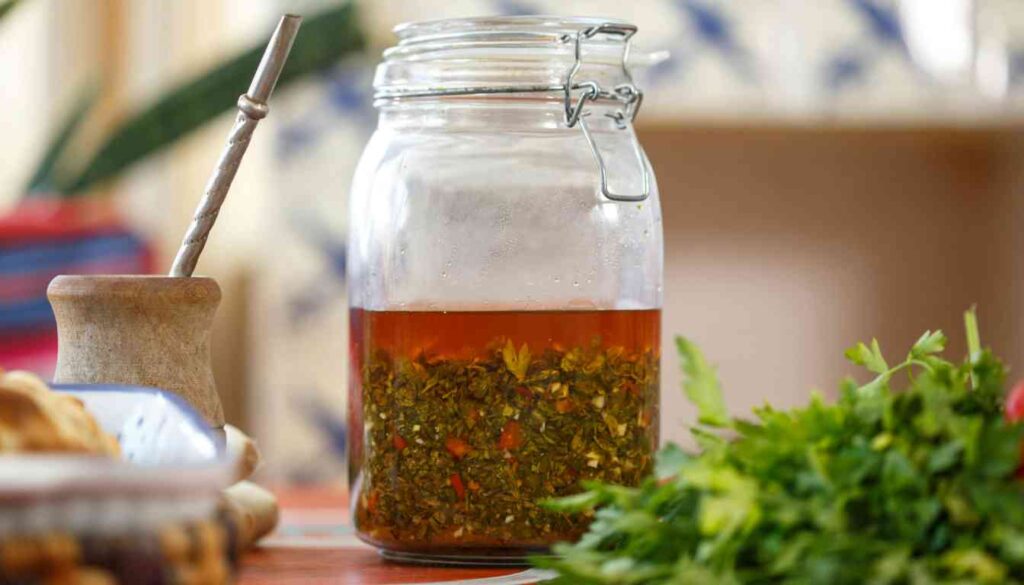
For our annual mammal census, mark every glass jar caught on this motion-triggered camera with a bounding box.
[347,16,663,564]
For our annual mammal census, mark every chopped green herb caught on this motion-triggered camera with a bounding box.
[355,339,659,549]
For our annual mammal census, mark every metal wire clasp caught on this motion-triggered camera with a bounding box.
[560,23,650,202]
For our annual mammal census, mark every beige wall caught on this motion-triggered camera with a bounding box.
[643,125,1024,445]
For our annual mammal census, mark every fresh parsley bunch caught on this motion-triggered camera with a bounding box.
[536,310,1024,584]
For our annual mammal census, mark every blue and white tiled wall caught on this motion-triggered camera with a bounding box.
[360,0,1024,120]
[249,62,374,482]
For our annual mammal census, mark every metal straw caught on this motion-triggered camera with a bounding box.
[169,14,302,277]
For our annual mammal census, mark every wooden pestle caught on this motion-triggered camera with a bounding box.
[47,275,225,430]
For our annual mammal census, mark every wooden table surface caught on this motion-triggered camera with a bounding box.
[237,487,550,585]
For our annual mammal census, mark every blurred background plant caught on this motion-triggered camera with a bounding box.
[24,3,362,195]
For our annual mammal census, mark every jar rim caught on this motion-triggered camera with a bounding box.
[391,15,627,44]
[375,15,662,102]
[382,15,653,65]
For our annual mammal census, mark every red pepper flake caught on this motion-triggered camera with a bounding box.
[467,479,481,492]
[498,420,523,450]
[445,436,472,459]
[450,473,466,500]
[555,399,574,414]
[393,434,408,451]
[514,385,532,400]
[366,489,379,514]
[622,380,640,396]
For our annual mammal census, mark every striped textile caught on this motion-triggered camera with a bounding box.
[0,198,154,376]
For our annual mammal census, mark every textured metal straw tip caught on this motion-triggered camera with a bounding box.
[169,15,302,278]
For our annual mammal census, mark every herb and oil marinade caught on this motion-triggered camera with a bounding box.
[348,309,660,554]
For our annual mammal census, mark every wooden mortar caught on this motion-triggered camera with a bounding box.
[47,275,225,429]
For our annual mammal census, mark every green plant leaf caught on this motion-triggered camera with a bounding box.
[845,338,889,375]
[24,83,100,195]
[541,490,604,513]
[56,3,364,194]
[965,306,981,389]
[655,443,690,480]
[676,336,730,427]
[911,330,947,359]
[0,0,20,23]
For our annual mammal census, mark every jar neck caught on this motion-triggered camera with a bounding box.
[376,98,630,132]
[373,17,650,116]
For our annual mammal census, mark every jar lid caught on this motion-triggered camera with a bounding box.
[374,16,659,103]
[374,16,658,203]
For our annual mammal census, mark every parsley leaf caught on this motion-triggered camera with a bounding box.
[845,338,889,374]
[501,340,531,381]
[911,329,947,358]
[675,336,730,428]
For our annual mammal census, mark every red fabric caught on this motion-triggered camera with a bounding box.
[0,198,135,244]
[0,330,58,376]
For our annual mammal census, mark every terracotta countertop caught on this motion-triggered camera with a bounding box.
[237,487,551,585]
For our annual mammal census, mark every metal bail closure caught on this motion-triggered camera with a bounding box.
[561,23,650,202]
